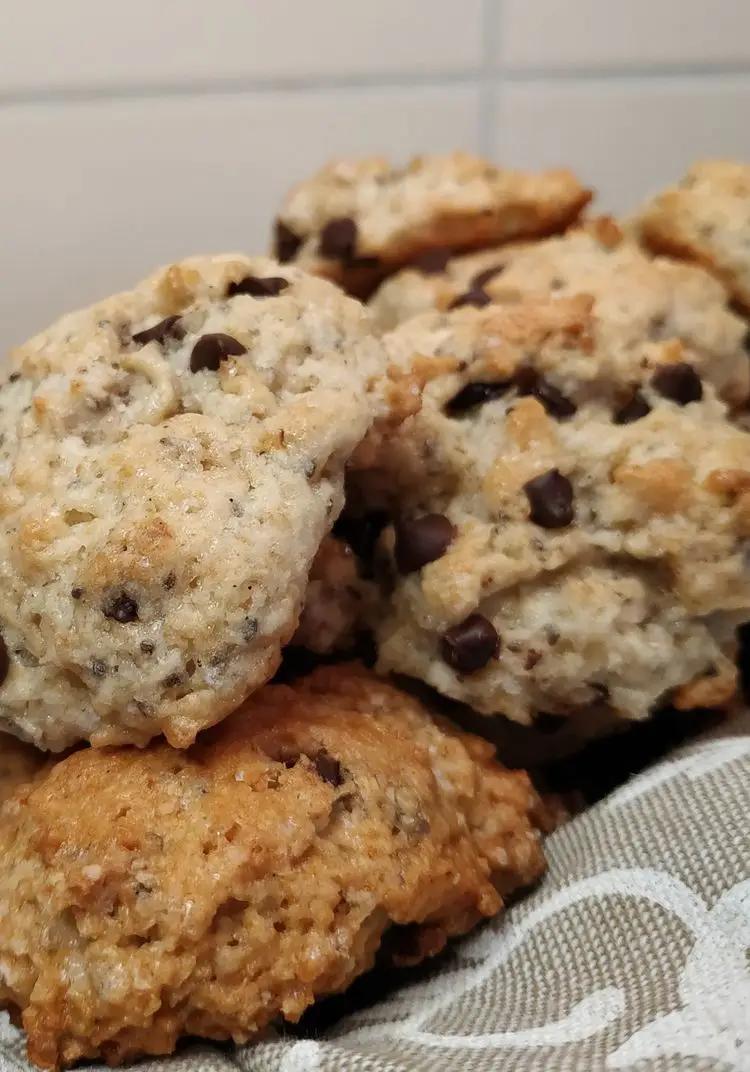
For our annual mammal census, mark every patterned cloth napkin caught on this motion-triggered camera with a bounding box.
[1,711,748,1072]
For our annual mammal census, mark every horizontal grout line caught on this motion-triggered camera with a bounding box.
[1,63,750,108]
[0,69,479,107]
[499,60,750,82]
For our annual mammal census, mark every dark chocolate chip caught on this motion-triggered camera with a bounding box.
[91,658,107,677]
[395,514,455,574]
[651,362,703,405]
[411,248,451,275]
[132,315,184,348]
[70,587,84,600]
[441,614,500,674]
[227,275,289,299]
[514,367,577,418]
[314,750,343,787]
[449,287,491,310]
[319,217,357,261]
[163,673,182,688]
[162,572,176,590]
[274,219,302,263]
[242,617,258,642]
[0,634,9,686]
[102,591,139,623]
[140,641,155,655]
[190,333,247,373]
[444,380,511,415]
[613,390,651,425]
[471,264,506,289]
[524,469,575,529]
[8,373,20,383]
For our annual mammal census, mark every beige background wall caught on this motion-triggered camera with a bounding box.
[1,0,749,346]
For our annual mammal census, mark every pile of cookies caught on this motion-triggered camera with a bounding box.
[1,152,749,1069]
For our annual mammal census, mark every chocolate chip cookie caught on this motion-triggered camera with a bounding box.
[369,218,749,406]
[352,297,750,727]
[637,160,750,313]
[273,153,591,298]
[0,664,545,1068]
[0,256,385,751]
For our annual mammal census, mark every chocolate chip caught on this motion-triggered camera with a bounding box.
[471,264,506,289]
[162,572,176,590]
[140,641,155,655]
[227,275,289,298]
[449,287,491,310]
[651,362,703,405]
[102,591,139,623]
[132,315,184,347]
[190,333,247,373]
[319,217,357,261]
[0,635,9,686]
[163,673,182,688]
[70,587,84,600]
[441,614,500,674]
[91,658,107,677]
[242,617,258,642]
[444,380,511,415]
[524,469,575,529]
[274,219,302,262]
[613,390,651,424]
[8,373,20,383]
[411,248,451,274]
[314,750,343,787]
[395,514,455,574]
[514,367,576,418]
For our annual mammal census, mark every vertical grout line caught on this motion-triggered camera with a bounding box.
[479,0,502,157]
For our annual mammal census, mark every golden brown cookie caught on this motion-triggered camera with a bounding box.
[273,153,591,297]
[637,160,750,313]
[0,664,545,1069]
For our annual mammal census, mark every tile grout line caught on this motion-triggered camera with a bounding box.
[2,60,749,110]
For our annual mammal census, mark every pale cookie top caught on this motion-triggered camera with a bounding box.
[0,256,385,751]
[352,298,750,726]
[273,153,591,296]
[636,159,750,313]
[369,218,749,405]
[0,664,544,1069]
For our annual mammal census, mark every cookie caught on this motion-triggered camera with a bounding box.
[0,257,386,751]
[293,536,376,654]
[0,735,48,804]
[369,218,749,406]
[351,297,750,727]
[0,663,545,1068]
[273,153,591,298]
[637,160,750,313]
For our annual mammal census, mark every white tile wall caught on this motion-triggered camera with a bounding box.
[500,0,750,71]
[1,0,750,346]
[494,77,750,212]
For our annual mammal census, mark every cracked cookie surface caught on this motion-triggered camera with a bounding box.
[274,153,590,297]
[352,297,750,727]
[0,256,385,751]
[0,663,545,1068]
[369,218,749,406]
